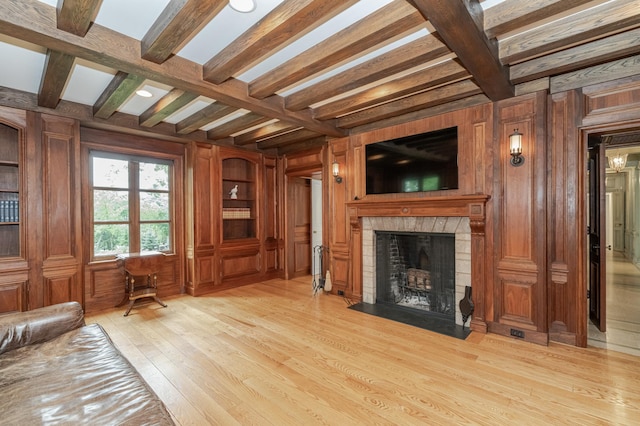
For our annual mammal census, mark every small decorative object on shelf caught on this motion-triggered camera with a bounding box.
[229,184,238,199]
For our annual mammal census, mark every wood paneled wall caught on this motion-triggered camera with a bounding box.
[0,108,83,313]
[39,115,82,307]
[491,91,548,345]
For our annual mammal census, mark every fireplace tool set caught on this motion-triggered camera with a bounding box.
[312,245,330,295]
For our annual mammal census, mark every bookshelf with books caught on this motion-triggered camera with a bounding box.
[0,121,21,258]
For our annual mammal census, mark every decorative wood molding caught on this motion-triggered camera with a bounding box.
[346,194,490,219]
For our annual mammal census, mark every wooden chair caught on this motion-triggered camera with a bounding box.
[116,252,168,316]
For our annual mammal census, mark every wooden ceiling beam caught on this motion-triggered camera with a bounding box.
[510,28,640,84]
[257,128,321,150]
[139,89,198,127]
[313,60,469,120]
[202,0,358,85]
[38,49,75,108]
[550,53,640,93]
[141,0,227,64]
[206,112,271,140]
[0,0,346,137]
[411,0,513,101]
[337,79,482,128]
[249,1,426,99]
[500,0,640,64]
[175,102,237,134]
[350,94,490,135]
[483,0,595,39]
[285,34,450,111]
[276,136,327,156]
[93,71,145,119]
[233,122,297,146]
[0,86,212,144]
[56,0,102,37]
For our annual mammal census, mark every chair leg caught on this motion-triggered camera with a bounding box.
[153,296,167,308]
[123,300,135,316]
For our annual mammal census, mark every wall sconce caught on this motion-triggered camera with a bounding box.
[509,129,524,167]
[332,160,343,183]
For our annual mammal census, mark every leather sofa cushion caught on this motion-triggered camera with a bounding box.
[0,302,85,355]
[0,322,174,425]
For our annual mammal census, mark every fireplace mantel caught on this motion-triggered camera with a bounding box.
[346,194,490,334]
[347,194,490,222]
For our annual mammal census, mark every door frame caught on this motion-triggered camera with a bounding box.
[283,165,324,280]
[581,122,640,340]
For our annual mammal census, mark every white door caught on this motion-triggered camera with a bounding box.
[311,179,323,277]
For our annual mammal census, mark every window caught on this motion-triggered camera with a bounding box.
[90,152,173,259]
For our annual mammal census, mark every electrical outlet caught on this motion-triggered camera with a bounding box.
[510,328,525,339]
[337,290,344,296]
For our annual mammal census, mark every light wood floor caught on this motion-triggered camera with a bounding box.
[87,277,640,425]
[589,252,640,356]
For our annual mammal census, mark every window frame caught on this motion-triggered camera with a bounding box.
[89,150,174,260]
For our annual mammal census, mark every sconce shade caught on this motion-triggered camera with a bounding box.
[332,160,342,183]
[229,0,256,12]
[509,129,524,166]
[608,152,627,172]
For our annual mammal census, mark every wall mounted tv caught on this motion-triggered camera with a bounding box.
[366,126,458,194]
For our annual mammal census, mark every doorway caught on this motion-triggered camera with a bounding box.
[587,133,640,356]
[286,174,323,280]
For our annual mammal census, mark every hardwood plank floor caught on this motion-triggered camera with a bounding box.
[87,277,640,425]
[589,252,640,356]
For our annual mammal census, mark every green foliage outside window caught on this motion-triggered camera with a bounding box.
[92,155,172,258]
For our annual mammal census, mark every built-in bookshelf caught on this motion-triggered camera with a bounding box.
[221,157,256,240]
[0,122,20,257]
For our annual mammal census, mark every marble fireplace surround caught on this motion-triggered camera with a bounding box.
[347,195,490,332]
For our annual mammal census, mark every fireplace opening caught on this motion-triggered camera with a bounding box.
[375,231,456,318]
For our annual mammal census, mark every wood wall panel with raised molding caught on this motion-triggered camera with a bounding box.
[329,137,350,295]
[39,115,82,308]
[263,155,280,276]
[188,143,218,295]
[547,89,585,346]
[491,91,548,345]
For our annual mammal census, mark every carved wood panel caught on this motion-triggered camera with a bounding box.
[548,90,584,346]
[0,277,27,314]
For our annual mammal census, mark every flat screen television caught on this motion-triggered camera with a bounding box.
[365,126,458,194]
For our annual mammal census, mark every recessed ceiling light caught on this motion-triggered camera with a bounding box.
[136,89,153,98]
[229,0,256,13]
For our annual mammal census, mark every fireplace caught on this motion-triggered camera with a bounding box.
[376,231,456,318]
[347,195,489,333]
[363,216,471,326]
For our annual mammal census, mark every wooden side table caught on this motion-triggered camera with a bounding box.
[116,251,168,316]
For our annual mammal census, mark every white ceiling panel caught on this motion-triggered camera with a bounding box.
[94,0,172,40]
[62,59,117,105]
[0,35,46,94]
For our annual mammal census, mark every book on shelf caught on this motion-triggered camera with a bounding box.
[0,199,19,223]
[222,207,251,219]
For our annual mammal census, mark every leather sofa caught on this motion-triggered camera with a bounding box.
[0,302,174,425]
